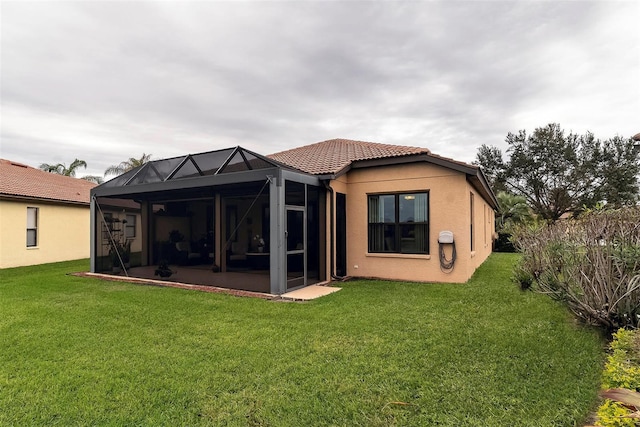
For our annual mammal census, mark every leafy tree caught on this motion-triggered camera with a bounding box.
[39,158,87,177]
[475,123,640,221]
[474,144,507,193]
[505,124,589,221]
[104,153,152,177]
[594,136,640,208]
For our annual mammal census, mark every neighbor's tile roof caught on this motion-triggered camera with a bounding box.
[268,138,431,175]
[0,159,96,205]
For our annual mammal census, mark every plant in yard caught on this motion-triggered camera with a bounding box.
[595,329,640,426]
[511,207,640,330]
[494,191,535,252]
[597,390,640,426]
[154,260,175,278]
[108,241,126,271]
[120,240,131,267]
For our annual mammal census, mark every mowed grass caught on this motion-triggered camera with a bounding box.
[0,254,604,426]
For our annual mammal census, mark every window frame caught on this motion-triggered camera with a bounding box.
[26,207,38,248]
[470,192,475,251]
[367,191,430,255]
[125,214,136,238]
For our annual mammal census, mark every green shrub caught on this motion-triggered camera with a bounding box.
[597,399,637,427]
[596,329,640,427]
[602,330,640,390]
[494,231,516,252]
[512,261,534,290]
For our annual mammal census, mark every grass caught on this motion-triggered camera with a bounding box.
[0,254,604,426]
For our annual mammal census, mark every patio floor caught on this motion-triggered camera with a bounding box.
[124,265,272,293]
[82,264,331,298]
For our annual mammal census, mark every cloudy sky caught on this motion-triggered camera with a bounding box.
[2,1,638,179]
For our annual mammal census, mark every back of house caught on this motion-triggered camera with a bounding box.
[270,138,498,284]
[89,138,497,294]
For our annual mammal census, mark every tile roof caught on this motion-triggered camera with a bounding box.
[268,138,431,175]
[0,159,97,205]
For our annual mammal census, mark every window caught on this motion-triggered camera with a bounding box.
[470,193,475,251]
[484,205,488,246]
[27,207,38,247]
[368,192,429,254]
[125,214,136,238]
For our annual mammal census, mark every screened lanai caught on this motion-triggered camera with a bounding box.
[91,146,326,295]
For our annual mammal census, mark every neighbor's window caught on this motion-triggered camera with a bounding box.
[125,214,136,238]
[368,192,429,254]
[27,207,38,247]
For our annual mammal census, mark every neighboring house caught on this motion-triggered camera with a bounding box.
[0,159,97,268]
[90,139,498,294]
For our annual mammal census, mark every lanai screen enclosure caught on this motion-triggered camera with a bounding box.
[91,147,326,295]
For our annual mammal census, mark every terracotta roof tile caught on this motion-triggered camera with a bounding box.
[268,138,431,175]
[0,159,97,205]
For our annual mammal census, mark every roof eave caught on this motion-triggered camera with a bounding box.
[324,152,499,209]
[0,193,91,206]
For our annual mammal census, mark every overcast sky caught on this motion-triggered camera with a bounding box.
[2,1,638,179]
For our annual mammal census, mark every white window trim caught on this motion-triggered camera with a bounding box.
[27,207,38,248]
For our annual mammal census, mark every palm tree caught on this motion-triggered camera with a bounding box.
[496,191,533,232]
[39,163,64,174]
[39,158,87,177]
[81,175,104,184]
[104,153,152,177]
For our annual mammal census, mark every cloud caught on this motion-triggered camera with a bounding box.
[1,1,638,175]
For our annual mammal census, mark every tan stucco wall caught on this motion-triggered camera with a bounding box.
[328,162,494,283]
[0,199,91,268]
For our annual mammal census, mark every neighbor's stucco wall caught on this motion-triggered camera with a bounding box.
[0,199,91,268]
[328,162,494,284]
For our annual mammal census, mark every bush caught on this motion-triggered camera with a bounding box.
[596,329,640,427]
[494,231,516,252]
[511,207,640,330]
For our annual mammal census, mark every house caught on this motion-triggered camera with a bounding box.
[0,159,97,268]
[90,139,498,294]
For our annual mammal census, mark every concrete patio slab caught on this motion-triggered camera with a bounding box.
[73,270,339,301]
[280,284,341,300]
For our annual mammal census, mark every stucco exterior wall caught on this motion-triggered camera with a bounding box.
[329,162,494,283]
[0,199,91,268]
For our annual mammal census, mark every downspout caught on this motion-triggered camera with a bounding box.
[323,180,346,281]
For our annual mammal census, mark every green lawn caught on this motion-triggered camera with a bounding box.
[0,254,604,426]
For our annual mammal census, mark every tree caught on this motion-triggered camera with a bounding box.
[39,163,63,174]
[39,158,87,177]
[594,136,640,207]
[81,175,104,184]
[475,123,640,221]
[104,153,152,177]
[495,191,532,232]
[474,144,507,193]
